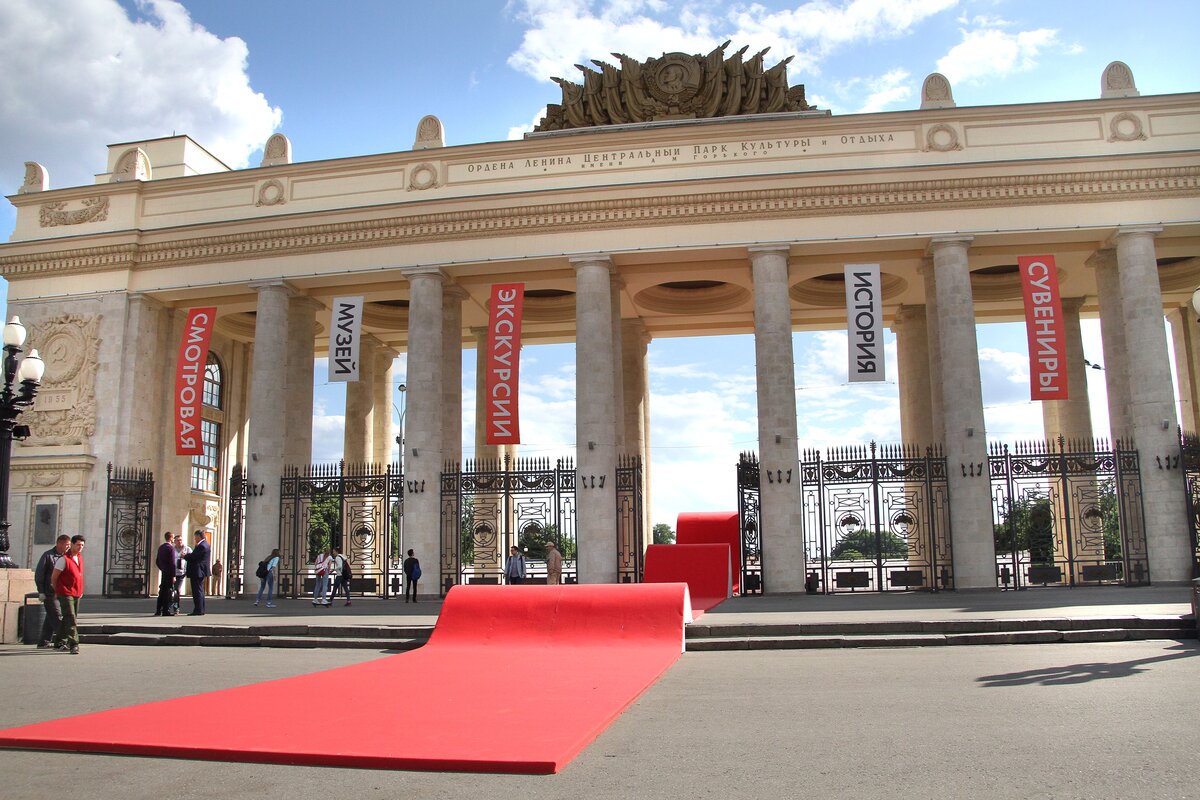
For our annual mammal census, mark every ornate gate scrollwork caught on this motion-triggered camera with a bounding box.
[102,463,154,597]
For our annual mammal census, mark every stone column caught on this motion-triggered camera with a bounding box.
[343,335,375,466]
[571,255,619,583]
[749,245,804,593]
[371,342,397,467]
[1091,249,1134,443]
[918,261,946,445]
[284,296,320,469]
[892,304,936,448]
[403,268,445,594]
[245,281,293,585]
[1113,227,1191,582]
[611,274,626,453]
[1167,305,1200,435]
[622,318,651,546]
[927,236,993,589]
[1041,297,1094,445]
[441,285,467,469]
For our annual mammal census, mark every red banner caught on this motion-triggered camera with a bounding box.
[485,284,524,445]
[174,307,217,455]
[1018,255,1068,401]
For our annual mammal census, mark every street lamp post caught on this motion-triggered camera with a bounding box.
[0,316,46,569]
[394,382,406,473]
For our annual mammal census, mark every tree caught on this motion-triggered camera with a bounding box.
[993,495,1056,564]
[831,528,908,559]
[653,523,675,544]
[517,524,576,560]
[306,491,340,560]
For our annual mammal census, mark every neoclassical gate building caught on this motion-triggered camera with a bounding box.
[2,52,1197,595]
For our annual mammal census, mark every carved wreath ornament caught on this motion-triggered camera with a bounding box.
[536,41,815,131]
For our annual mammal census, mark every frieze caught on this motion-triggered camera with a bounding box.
[1,166,1196,276]
[454,131,910,180]
[22,314,101,446]
[39,196,109,227]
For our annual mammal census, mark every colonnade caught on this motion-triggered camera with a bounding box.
[238,228,1197,593]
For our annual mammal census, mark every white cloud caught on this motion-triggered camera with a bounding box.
[0,0,280,193]
[855,68,913,113]
[936,26,1060,85]
[507,0,957,82]
[508,107,548,140]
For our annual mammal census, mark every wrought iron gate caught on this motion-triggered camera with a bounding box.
[736,452,763,594]
[102,463,154,597]
[1178,433,1200,578]
[801,443,953,593]
[989,438,1148,588]
[224,464,247,597]
[440,455,643,593]
[441,456,578,592]
[279,462,403,598]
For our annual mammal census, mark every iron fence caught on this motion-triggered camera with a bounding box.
[102,463,154,597]
[989,438,1148,588]
[1181,432,1200,578]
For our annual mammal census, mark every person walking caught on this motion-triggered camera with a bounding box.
[312,549,332,606]
[402,549,420,603]
[505,546,526,585]
[330,547,352,606]
[50,535,86,654]
[545,540,563,585]
[154,532,177,616]
[255,548,280,608]
[171,532,190,615]
[182,529,211,616]
[33,534,70,648]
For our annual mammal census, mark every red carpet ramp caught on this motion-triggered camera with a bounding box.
[0,583,689,774]
[677,510,741,594]
[643,543,732,613]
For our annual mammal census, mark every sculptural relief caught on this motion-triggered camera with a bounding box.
[22,314,101,446]
[39,197,109,227]
[535,42,815,131]
[20,162,48,194]
[261,133,292,167]
[110,147,151,182]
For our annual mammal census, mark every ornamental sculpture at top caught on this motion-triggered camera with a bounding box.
[535,41,816,132]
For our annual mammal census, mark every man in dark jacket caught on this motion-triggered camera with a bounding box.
[182,529,211,616]
[33,534,70,648]
[154,532,176,616]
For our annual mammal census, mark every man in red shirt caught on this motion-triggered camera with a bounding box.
[50,534,86,655]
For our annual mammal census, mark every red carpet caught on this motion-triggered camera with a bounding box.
[0,584,689,774]
[677,511,741,595]
[643,543,732,613]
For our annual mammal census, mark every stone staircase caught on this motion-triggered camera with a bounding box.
[77,613,1196,651]
[684,615,1197,651]
[79,622,432,650]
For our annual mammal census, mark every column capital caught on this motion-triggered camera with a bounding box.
[443,283,469,302]
[1060,296,1086,314]
[927,234,974,254]
[893,303,926,326]
[1111,225,1162,245]
[569,253,614,272]
[747,243,791,257]
[1085,247,1117,270]
[247,278,299,296]
[401,266,447,282]
[621,317,651,345]
[469,325,489,340]
[289,294,325,314]
[126,291,168,311]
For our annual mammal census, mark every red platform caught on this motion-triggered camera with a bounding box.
[677,511,741,595]
[0,583,689,774]
[643,543,732,613]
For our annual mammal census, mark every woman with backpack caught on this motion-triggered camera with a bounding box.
[254,548,280,608]
[330,546,352,606]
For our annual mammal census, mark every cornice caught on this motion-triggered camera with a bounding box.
[2,165,1197,280]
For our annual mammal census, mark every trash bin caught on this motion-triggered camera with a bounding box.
[21,593,44,645]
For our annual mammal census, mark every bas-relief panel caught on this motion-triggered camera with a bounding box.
[20,314,101,447]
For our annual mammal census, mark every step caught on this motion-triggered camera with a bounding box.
[80,631,427,650]
[684,627,1196,651]
[685,615,1195,639]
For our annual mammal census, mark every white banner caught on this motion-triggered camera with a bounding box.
[328,296,365,382]
[844,264,885,383]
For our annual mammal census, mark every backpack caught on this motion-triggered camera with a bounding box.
[411,562,422,580]
[340,556,351,581]
[255,559,269,580]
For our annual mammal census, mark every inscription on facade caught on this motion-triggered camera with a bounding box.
[451,131,910,182]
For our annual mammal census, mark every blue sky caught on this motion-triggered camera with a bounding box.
[1,0,1197,528]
